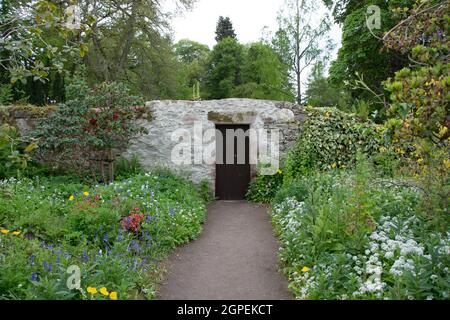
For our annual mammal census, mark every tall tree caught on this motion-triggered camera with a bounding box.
[233,42,294,101]
[274,0,334,105]
[215,16,237,42]
[205,37,244,99]
[305,61,349,108]
[323,0,413,110]
[81,0,194,99]
[174,39,210,99]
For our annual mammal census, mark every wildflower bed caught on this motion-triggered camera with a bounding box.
[0,170,206,300]
[272,166,449,300]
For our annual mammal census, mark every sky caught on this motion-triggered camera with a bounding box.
[166,0,342,51]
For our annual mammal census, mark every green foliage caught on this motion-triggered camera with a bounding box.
[198,180,214,203]
[273,0,334,104]
[233,42,294,101]
[0,170,206,300]
[0,124,39,179]
[272,161,449,300]
[205,38,244,99]
[114,155,144,181]
[284,107,384,183]
[327,0,412,107]
[0,84,13,105]
[32,81,147,182]
[305,62,350,108]
[215,16,237,42]
[246,168,284,203]
[383,1,449,147]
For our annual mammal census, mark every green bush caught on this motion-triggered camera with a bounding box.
[0,169,206,300]
[246,169,284,203]
[284,107,385,183]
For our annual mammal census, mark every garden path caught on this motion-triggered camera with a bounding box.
[158,201,292,300]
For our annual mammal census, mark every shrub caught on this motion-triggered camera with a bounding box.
[284,107,384,183]
[32,81,148,183]
[246,168,284,203]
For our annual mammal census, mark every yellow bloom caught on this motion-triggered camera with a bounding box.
[99,287,109,296]
[301,266,310,273]
[109,291,118,300]
[12,231,21,236]
[0,229,9,235]
[277,169,283,175]
[331,163,337,169]
[87,287,97,295]
[444,159,450,169]
[69,195,75,201]
[83,191,89,196]
[417,158,424,165]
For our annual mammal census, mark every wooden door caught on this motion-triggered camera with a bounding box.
[215,124,250,200]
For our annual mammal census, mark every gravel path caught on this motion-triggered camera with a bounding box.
[158,201,292,300]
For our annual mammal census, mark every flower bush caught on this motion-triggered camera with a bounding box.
[0,170,206,300]
[272,162,449,300]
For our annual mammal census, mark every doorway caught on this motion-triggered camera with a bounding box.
[215,124,250,200]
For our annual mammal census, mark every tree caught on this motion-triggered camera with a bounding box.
[305,61,349,108]
[174,39,210,100]
[323,0,413,110]
[215,16,237,42]
[81,0,194,100]
[205,37,244,99]
[0,0,89,104]
[233,42,294,101]
[274,0,334,105]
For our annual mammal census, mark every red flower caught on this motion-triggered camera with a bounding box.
[113,113,120,120]
[89,118,97,126]
[121,208,145,232]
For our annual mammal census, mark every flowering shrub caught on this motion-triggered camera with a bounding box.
[0,170,206,300]
[272,162,449,300]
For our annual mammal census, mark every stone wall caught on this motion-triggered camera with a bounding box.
[125,99,303,191]
[1,100,304,191]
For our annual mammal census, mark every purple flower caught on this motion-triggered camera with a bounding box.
[169,207,175,217]
[133,241,139,253]
[83,251,89,262]
[31,272,38,281]
[56,256,61,267]
[43,261,52,272]
[29,255,35,266]
[103,233,109,243]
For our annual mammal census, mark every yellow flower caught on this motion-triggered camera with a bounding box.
[444,159,450,169]
[277,169,283,175]
[69,195,75,201]
[109,291,118,300]
[417,158,424,165]
[0,229,9,235]
[331,163,337,169]
[99,287,109,296]
[83,191,89,196]
[87,287,97,295]
[12,231,21,236]
[301,266,310,273]
[379,147,387,153]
